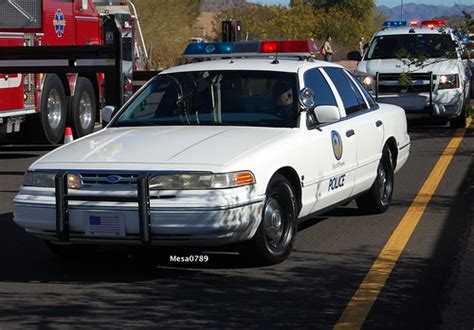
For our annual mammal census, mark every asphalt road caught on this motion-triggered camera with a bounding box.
[0,121,473,328]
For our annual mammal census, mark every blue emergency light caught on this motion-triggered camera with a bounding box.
[383,20,407,27]
[183,42,234,57]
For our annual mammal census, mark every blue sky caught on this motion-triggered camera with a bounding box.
[253,0,472,7]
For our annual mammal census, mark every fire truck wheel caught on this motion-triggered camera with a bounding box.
[70,77,96,138]
[39,74,67,144]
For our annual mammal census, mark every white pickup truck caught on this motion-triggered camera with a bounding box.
[350,20,471,128]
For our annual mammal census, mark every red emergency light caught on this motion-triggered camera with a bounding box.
[260,40,318,55]
[421,19,446,28]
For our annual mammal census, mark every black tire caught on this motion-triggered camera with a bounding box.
[241,174,298,265]
[450,105,468,129]
[35,74,67,144]
[44,241,96,258]
[356,146,394,214]
[69,77,96,138]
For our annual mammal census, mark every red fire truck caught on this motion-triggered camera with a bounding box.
[0,0,148,144]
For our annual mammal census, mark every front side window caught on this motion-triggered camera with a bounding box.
[366,33,457,60]
[112,70,299,128]
[324,67,367,115]
[303,68,337,107]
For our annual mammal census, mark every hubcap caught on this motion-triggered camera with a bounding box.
[263,197,289,249]
[378,162,392,203]
[79,92,93,129]
[47,89,62,129]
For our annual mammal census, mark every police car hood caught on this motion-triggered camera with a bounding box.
[358,58,460,75]
[30,126,293,171]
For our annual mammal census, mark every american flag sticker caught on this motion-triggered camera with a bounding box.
[85,214,125,237]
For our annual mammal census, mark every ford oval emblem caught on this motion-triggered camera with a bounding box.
[106,175,122,184]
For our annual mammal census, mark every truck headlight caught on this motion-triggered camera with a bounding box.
[23,171,82,189]
[149,171,255,190]
[355,73,375,93]
[438,74,459,89]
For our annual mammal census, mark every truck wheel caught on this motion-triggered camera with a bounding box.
[356,146,394,214]
[38,74,67,144]
[70,77,96,138]
[450,106,467,129]
[241,174,297,265]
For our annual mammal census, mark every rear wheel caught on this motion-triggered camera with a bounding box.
[26,74,67,144]
[356,146,394,214]
[70,77,96,138]
[241,174,297,265]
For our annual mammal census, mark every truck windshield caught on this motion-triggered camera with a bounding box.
[112,70,299,128]
[365,34,457,60]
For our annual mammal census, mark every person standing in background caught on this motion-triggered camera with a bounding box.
[359,37,365,57]
[323,36,333,62]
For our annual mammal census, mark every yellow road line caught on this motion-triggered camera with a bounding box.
[334,118,472,329]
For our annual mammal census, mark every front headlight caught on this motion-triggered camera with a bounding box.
[23,171,56,188]
[355,73,375,93]
[438,74,459,89]
[23,171,82,189]
[149,171,255,190]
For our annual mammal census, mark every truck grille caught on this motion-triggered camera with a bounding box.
[79,173,138,188]
[0,1,42,29]
[378,73,433,94]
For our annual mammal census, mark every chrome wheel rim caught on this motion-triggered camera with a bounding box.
[47,89,62,129]
[79,92,93,129]
[263,197,290,249]
[378,162,392,204]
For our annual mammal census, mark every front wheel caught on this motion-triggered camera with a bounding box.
[356,146,394,214]
[450,105,468,129]
[241,174,298,265]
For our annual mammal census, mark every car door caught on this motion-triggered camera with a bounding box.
[323,67,385,196]
[302,68,357,213]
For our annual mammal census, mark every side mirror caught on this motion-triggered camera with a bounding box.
[313,105,341,124]
[80,0,88,11]
[347,51,362,61]
[101,105,116,126]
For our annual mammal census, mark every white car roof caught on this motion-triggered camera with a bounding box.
[375,26,454,37]
[161,58,343,74]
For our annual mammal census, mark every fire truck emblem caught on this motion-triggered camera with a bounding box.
[53,9,66,37]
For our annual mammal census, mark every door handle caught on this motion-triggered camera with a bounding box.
[346,129,355,137]
[376,120,383,127]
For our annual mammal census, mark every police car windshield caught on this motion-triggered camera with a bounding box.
[112,71,299,128]
[366,33,457,60]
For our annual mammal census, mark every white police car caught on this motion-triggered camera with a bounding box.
[13,40,410,265]
[350,20,471,128]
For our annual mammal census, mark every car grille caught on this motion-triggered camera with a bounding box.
[377,73,433,94]
[79,172,138,188]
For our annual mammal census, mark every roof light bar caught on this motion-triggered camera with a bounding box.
[410,20,419,26]
[383,20,407,27]
[182,40,318,59]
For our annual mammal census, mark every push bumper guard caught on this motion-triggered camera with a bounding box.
[55,172,154,245]
[375,71,434,111]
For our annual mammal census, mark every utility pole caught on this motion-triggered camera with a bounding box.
[401,0,403,20]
